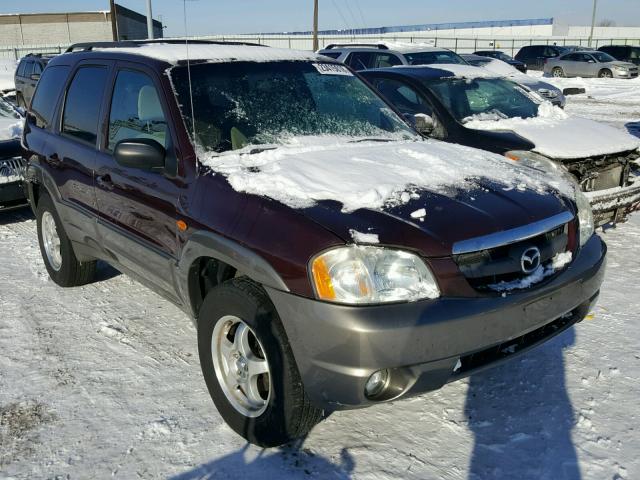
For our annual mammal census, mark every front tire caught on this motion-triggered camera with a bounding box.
[36,193,96,287]
[198,278,322,447]
[598,69,613,78]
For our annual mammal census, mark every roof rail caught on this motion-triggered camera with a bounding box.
[323,43,389,50]
[65,39,266,53]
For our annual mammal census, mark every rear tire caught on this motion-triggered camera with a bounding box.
[552,67,565,78]
[36,193,96,287]
[197,277,322,447]
[598,69,613,78]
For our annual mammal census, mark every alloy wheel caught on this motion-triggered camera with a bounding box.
[41,211,62,271]
[211,315,271,417]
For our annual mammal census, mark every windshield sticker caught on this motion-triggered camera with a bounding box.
[312,63,353,76]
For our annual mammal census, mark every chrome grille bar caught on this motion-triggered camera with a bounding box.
[452,211,574,255]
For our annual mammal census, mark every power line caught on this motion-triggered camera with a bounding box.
[353,0,367,30]
[331,0,352,34]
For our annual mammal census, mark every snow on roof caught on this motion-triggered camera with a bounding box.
[200,136,573,212]
[379,41,442,53]
[93,43,323,65]
[392,63,493,79]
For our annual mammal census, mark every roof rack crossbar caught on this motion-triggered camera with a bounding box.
[65,39,266,53]
[324,43,389,50]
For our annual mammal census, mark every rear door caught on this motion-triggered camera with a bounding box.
[94,62,182,297]
[48,62,112,243]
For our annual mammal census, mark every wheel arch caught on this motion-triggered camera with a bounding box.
[179,231,290,320]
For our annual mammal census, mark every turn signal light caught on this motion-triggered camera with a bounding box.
[311,256,336,301]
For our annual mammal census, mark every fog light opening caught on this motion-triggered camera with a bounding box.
[365,369,390,399]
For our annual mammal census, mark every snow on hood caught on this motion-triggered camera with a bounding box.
[0,116,22,140]
[94,43,322,65]
[200,137,573,213]
[464,103,640,159]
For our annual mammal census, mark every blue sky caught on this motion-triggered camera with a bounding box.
[0,1,639,36]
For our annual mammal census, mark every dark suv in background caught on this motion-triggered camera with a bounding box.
[598,45,640,65]
[515,45,591,70]
[23,40,605,447]
[14,53,54,107]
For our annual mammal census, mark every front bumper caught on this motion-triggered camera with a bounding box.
[585,181,640,226]
[267,235,606,410]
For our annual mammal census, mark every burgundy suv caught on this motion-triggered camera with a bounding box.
[23,40,606,447]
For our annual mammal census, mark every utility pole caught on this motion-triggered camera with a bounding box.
[146,0,154,39]
[588,0,598,47]
[312,0,319,51]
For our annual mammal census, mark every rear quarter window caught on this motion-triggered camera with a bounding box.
[62,66,109,145]
[29,65,70,129]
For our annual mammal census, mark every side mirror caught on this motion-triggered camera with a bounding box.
[113,138,166,171]
[414,113,434,134]
[30,73,40,81]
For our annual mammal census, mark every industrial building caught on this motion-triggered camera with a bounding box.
[0,2,162,47]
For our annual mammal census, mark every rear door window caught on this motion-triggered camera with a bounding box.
[371,53,402,68]
[346,52,374,70]
[29,65,70,129]
[16,60,27,77]
[62,66,109,145]
[372,78,432,115]
[107,69,168,151]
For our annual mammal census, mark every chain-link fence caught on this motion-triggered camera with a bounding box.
[1,36,639,59]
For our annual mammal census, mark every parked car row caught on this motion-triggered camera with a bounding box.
[2,39,637,448]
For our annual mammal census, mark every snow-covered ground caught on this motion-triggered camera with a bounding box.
[1,76,639,480]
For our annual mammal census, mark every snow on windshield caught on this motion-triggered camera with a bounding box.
[200,136,574,212]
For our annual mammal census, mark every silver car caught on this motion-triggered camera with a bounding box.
[544,50,638,78]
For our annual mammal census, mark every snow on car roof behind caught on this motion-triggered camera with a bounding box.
[92,43,323,65]
[377,64,494,79]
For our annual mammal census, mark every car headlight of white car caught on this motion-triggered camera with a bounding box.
[614,65,628,71]
[310,246,440,304]
[504,150,575,183]
[505,151,594,246]
[575,188,595,247]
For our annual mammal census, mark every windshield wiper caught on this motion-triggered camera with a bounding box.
[348,138,396,143]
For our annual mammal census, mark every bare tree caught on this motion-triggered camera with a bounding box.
[597,19,616,27]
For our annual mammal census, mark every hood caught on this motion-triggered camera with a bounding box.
[464,105,640,160]
[200,137,574,257]
[301,184,570,257]
[609,61,637,68]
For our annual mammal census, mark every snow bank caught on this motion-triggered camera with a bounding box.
[95,43,321,65]
[464,103,640,159]
[0,58,16,91]
[201,136,571,212]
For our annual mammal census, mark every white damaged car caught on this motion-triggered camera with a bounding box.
[360,64,640,226]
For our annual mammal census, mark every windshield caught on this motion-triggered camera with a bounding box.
[403,51,466,66]
[591,52,616,63]
[422,77,540,123]
[170,61,416,153]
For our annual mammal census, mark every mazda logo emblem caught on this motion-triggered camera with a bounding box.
[521,247,541,274]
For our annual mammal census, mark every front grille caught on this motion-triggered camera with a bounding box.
[0,157,26,184]
[454,223,572,291]
[565,150,637,193]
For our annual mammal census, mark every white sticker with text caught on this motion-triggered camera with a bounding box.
[312,63,353,76]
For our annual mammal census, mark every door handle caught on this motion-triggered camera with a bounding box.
[96,174,114,190]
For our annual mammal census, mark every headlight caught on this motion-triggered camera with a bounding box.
[575,188,594,247]
[614,66,628,71]
[310,246,440,304]
[538,88,558,98]
[504,150,576,184]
